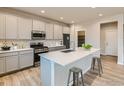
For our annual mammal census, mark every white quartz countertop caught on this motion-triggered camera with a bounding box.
[39,48,100,66]
[0,48,33,54]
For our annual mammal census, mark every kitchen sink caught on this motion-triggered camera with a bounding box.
[61,49,75,53]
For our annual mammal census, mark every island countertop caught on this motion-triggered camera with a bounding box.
[39,48,100,66]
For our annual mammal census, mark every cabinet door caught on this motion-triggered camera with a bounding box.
[33,19,40,30]
[18,17,32,39]
[54,24,63,39]
[63,26,70,34]
[6,14,18,39]
[0,13,5,39]
[46,23,54,39]
[33,20,45,31]
[19,51,33,68]
[39,21,45,31]
[58,25,63,39]
[0,57,5,74]
[6,55,19,72]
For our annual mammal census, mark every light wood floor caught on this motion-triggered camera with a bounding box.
[0,55,124,86]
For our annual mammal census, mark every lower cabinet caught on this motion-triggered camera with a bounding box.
[6,55,19,72]
[19,50,33,68]
[0,57,5,74]
[0,49,34,75]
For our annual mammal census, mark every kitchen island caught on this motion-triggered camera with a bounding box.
[39,48,100,86]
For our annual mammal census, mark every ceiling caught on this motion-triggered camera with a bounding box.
[12,7,124,24]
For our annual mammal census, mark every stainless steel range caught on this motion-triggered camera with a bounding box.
[30,42,49,67]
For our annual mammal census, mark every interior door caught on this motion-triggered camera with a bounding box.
[105,30,117,56]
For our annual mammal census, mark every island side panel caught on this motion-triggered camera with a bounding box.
[40,57,55,86]
[54,54,93,86]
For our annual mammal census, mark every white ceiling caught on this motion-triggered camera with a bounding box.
[13,7,124,24]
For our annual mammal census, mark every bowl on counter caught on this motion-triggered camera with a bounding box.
[1,46,11,51]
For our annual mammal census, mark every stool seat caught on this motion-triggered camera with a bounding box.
[70,67,82,73]
[93,57,101,62]
[67,67,84,86]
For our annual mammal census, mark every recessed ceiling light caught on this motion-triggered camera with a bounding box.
[60,17,63,20]
[91,7,96,8]
[71,21,75,23]
[41,10,45,13]
[98,13,103,17]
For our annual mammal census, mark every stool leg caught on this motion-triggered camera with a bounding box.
[76,73,79,86]
[73,73,76,86]
[80,71,84,86]
[98,60,101,77]
[92,58,96,71]
[91,59,93,70]
[99,60,103,73]
[93,61,95,70]
[67,70,71,86]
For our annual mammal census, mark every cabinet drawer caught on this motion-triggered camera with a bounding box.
[0,52,18,57]
[19,50,33,55]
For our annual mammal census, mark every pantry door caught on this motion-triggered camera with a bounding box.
[105,30,117,56]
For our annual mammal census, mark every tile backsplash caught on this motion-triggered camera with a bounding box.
[0,40,63,49]
[0,40,30,49]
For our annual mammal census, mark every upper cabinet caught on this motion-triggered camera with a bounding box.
[18,17,32,39]
[54,24,63,40]
[33,19,45,31]
[0,13,5,39]
[0,11,68,40]
[63,26,70,34]
[5,14,18,39]
[46,23,54,39]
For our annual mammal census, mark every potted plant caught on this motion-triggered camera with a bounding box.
[82,43,92,50]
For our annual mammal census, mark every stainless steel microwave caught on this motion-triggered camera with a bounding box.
[31,30,46,40]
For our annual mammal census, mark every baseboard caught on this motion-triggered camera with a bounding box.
[117,62,124,65]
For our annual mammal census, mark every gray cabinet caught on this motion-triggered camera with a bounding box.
[54,24,63,39]
[18,17,32,39]
[5,14,18,39]
[0,57,5,74]
[33,19,45,31]
[46,23,54,39]
[0,49,33,75]
[0,13,5,39]
[63,26,70,34]
[5,52,19,72]
[19,50,33,68]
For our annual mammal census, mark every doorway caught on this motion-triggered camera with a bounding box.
[77,31,85,47]
[100,22,118,63]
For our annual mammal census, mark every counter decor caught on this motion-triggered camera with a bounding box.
[82,43,92,50]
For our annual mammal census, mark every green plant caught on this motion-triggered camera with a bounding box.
[82,44,92,49]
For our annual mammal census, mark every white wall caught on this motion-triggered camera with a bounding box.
[71,14,124,65]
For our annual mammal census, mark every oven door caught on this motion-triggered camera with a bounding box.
[34,52,41,62]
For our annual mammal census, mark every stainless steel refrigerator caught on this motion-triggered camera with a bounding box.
[63,34,70,49]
